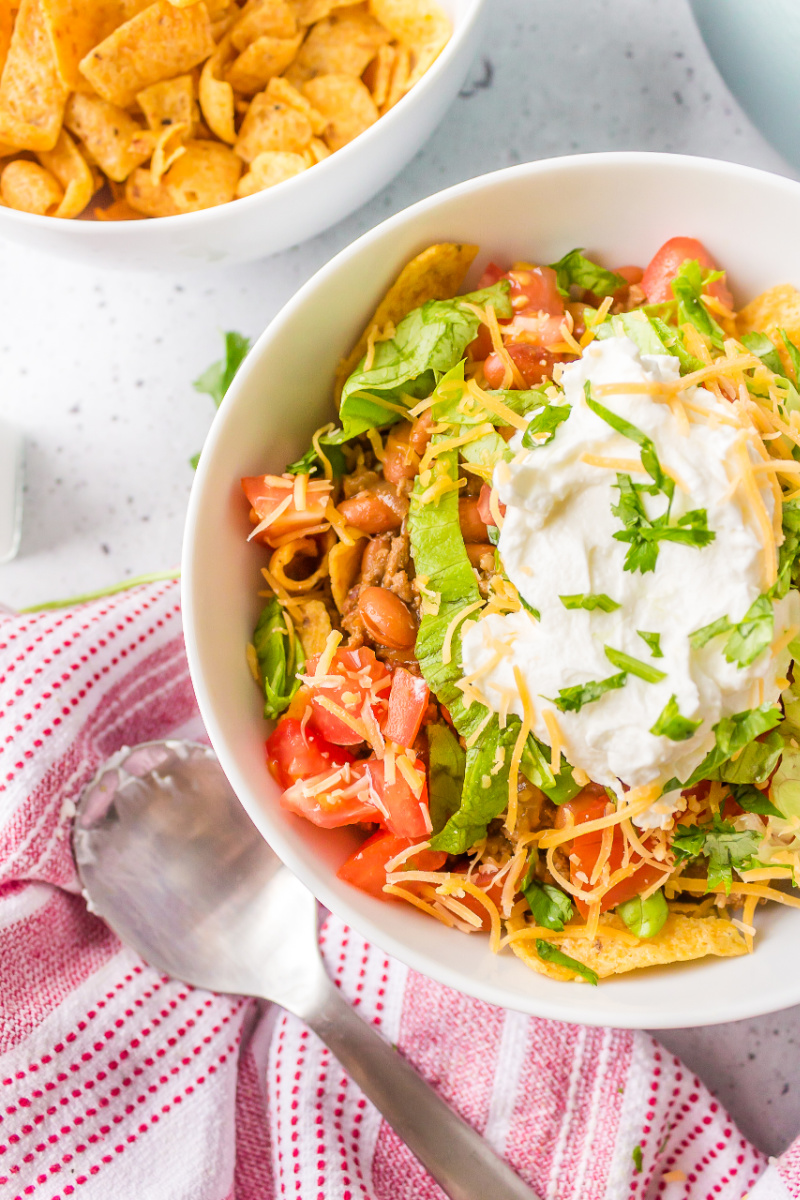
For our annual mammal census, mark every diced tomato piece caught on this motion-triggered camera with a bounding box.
[266,717,354,789]
[306,647,391,746]
[478,261,506,289]
[366,755,430,839]
[614,265,644,288]
[337,829,447,898]
[641,236,734,309]
[242,474,332,547]
[506,265,564,316]
[477,482,505,528]
[484,343,565,388]
[280,760,380,829]
[556,786,665,916]
[384,669,430,749]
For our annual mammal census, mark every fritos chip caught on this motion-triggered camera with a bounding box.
[335,242,478,397]
[236,147,307,196]
[137,73,198,132]
[509,913,747,981]
[265,75,325,133]
[199,34,236,142]
[226,32,302,95]
[95,196,147,219]
[0,157,63,212]
[303,135,329,163]
[79,0,215,108]
[0,0,13,75]
[231,0,297,48]
[64,92,154,181]
[285,4,391,87]
[302,72,377,152]
[40,0,122,91]
[37,126,94,216]
[362,41,394,109]
[162,137,240,210]
[0,0,69,151]
[287,0,351,24]
[125,164,179,215]
[295,598,333,657]
[149,120,187,182]
[369,0,449,88]
[329,535,366,611]
[738,284,800,375]
[381,41,409,112]
[234,91,312,161]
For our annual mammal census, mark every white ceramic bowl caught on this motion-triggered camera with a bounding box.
[0,0,485,273]
[184,152,800,1028]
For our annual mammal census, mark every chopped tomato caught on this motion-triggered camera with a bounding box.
[477,482,505,528]
[306,647,391,746]
[266,717,354,789]
[614,265,644,288]
[477,261,506,289]
[241,474,332,547]
[384,669,430,748]
[506,264,564,316]
[280,760,379,829]
[556,787,666,916]
[484,343,564,388]
[366,755,431,839]
[337,829,447,898]
[641,236,734,309]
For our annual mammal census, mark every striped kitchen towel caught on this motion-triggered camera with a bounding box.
[0,578,792,1199]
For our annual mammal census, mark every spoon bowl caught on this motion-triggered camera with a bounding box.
[72,738,538,1200]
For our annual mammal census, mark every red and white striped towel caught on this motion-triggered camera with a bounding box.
[0,579,796,1200]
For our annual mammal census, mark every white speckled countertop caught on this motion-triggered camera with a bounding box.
[1,0,798,1159]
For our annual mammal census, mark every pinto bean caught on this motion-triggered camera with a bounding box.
[465,543,496,569]
[338,483,405,533]
[459,496,489,543]
[360,533,391,584]
[409,410,434,456]
[357,586,418,650]
[383,422,420,484]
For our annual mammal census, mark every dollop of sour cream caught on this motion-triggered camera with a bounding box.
[460,335,800,826]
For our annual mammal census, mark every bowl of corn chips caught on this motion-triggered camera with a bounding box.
[184,151,800,1028]
[0,0,485,270]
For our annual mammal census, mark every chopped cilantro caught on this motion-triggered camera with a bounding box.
[650,694,702,741]
[671,816,763,892]
[730,783,783,820]
[524,881,573,931]
[548,672,628,713]
[723,595,774,668]
[690,615,733,650]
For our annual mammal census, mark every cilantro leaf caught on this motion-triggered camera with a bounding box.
[671,824,707,860]
[339,282,512,438]
[520,734,582,804]
[670,259,726,350]
[535,939,598,985]
[548,672,628,713]
[723,595,774,667]
[672,817,763,892]
[632,1146,643,1174]
[521,404,571,449]
[663,703,783,790]
[690,615,733,649]
[285,439,346,478]
[637,630,663,657]
[707,730,783,785]
[730,783,782,820]
[193,330,251,408]
[549,248,625,298]
[520,595,541,620]
[560,592,621,613]
[523,881,573,931]
[604,645,666,683]
[650,694,702,741]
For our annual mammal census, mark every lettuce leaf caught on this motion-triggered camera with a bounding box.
[596,310,703,374]
[670,260,726,350]
[426,722,466,835]
[194,330,250,408]
[535,939,598,985]
[338,282,512,438]
[252,598,304,720]
[663,703,783,790]
[430,717,519,854]
[520,733,582,804]
[523,880,573,930]
[549,248,625,298]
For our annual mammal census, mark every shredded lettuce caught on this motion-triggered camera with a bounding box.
[723,595,774,667]
[663,703,783,790]
[535,939,598,985]
[430,717,519,854]
[520,733,582,804]
[252,598,304,720]
[338,282,512,438]
[426,723,466,835]
[597,310,703,374]
[521,404,571,449]
[192,330,251,467]
[524,879,573,930]
[670,259,726,350]
[730,783,782,820]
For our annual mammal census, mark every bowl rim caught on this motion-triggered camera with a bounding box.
[0,0,487,238]
[183,150,800,1027]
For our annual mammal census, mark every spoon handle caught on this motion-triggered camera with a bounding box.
[305,977,540,1200]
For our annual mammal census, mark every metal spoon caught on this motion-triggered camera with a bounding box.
[72,739,538,1200]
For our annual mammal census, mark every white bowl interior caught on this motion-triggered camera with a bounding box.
[184,153,800,1027]
[0,0,485,271]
